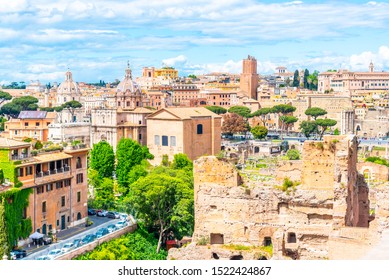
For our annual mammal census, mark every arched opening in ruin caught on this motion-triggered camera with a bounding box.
[287,232,296,243]
[258,256,267,260]
[212,253,219,259]
[254,147,260,153]
[230,255,243,260]
[221,146,225,151]
[263,237,272,246]
[210,233,224,245]
[277,202,289,214]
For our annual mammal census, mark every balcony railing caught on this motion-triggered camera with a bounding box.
[11,154,30,160]
[35,166,70,178]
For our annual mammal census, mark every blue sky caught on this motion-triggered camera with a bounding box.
[1,0,389,84]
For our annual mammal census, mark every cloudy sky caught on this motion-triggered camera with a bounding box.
[1,0,389,84]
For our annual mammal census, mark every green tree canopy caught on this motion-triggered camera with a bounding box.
[228,106,251,118]
[0,96,39,118]
[171,153,193,170]
[292,70,300,87]
[299,120,318,138]
[116,138,153,189]
[0,91,12,105]
[250,107,274,126]
[280,116,298,132]
[90,141,115,179]
[315,118,337,139]
[221,113,248,136]
[61,101,82,121]
[205,106,227,115]
[272,104,296,115]
[303,69,309,88]
[305,107,327,120]
[272,104,296,135]
[127,166,194,253]
[251,125,268,140]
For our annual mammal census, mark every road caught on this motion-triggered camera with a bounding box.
[23,215,125,260]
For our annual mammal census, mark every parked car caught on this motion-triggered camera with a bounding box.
[107,224,116,233]
[119,213,128,220]
[88,209,96,215]
[42,235,52,245]
[95,228,109,238]
[10,249,27,260]
[47,249,63,260]
[115,220,128,229]
[81,234,96,245]
[61,242,75,253]
[36,255,51,260]
[107,211,120,219]
[73,239,82,248]
[96,210,108,217]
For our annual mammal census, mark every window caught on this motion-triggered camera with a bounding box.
[77,191,81,202]
[26,166,33,176]
[139,134,142,140]
[15,130,18,135]
[64,179,71,187]
[76,173,84,184]
[57,220,59,226]
[37,186,44,194]
[56,181,63,189]
[23,207,27,219]
[76,157,82,169]
[170,136,176,147]
[162,135,168,146]
[46,184,52,192]
[288,232,297,243]
[77,212,82,220]
[36,122,40,126]
[24,122,28,126]
[17,168,24,177]
[197,124,203,134]
[42,201,47,213]
[154,135,160,145]
[61,196,65,207]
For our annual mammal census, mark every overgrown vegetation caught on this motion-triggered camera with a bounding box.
[366,156,389,167]
[286,149,300,160]
[74,226,167,260]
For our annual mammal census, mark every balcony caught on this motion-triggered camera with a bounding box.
[35,166,71,184]
[11,154,30,161]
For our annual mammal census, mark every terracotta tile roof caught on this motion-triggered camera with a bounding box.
[33,152,72,163]
[0,138,31,148]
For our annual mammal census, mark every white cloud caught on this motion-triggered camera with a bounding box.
[162,55,188,67]
[0,0,28,13]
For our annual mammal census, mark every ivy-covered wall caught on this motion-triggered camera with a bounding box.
[0,188,32,252]
[0,201,7,257]
[0,149,16,183]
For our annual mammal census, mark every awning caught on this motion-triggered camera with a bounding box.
[29,231,44,239]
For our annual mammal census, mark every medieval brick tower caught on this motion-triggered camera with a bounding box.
[240,55,258,100]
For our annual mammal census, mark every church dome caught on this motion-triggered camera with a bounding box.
[116,63,141,93]
[57,70,80,95]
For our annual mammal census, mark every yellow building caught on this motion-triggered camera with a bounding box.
[154,67,178,79]
[4,111,56,141]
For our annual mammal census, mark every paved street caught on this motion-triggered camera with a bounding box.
[22,215,117,256]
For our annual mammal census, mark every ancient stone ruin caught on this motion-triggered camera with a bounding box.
[169,135,389,260]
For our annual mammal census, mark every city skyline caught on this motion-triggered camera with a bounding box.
[1,0,389,84]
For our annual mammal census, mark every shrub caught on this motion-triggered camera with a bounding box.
[286,149,300,160]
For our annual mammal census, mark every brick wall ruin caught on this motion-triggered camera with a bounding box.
[169,135,376,260]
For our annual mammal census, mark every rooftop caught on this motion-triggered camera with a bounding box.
[0,138,31,149]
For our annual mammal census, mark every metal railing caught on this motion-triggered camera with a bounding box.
[35,166,70,178]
